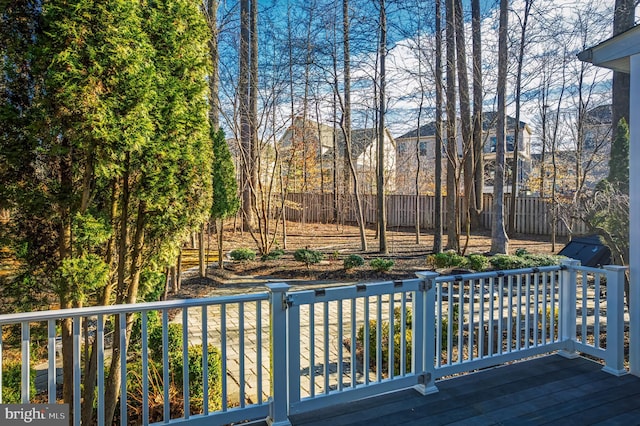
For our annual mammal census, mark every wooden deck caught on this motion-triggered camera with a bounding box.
[288,355,640,425]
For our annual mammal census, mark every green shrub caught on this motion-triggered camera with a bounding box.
[439,303,460,347]
[428,251,467,269]
[356,307,412,376]
[229,248,256,261]
[489,253,564,270]
[523,253,564,267]
[149,322,183,363]
[370,258,395,272]
[294,249,324,268]
[343,254,364,270]
[2,361,35,403]
[261,249,284,261]
[515,247,529,256]
[466,254,489,272]
[489,254,531,270]
[172,344,223,413]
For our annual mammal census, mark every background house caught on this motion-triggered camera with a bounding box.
[394,112,532,195]
[528,105,612,197]
[279,117,396,194]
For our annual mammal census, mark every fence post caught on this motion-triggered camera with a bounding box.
[415,272,439,395]
[602,265,628,376]
[267,283,292,426]
[559,259,580,358]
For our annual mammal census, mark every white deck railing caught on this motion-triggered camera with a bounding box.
[0,260,629,425]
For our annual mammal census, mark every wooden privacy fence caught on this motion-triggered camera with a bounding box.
[283,193,588,237]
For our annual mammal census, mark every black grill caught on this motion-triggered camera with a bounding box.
[558,235,611,267]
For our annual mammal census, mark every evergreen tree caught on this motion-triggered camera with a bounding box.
[608,117,629,193]
[2,0,213,422]
[211,128,240,268]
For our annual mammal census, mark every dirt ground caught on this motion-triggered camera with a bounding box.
[179,221,565,296]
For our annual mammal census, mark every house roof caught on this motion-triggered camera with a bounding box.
[577,24,640,73]
[585,104,612,125]
[396,112,529,140]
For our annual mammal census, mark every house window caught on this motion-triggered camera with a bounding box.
[485,135,515,153]
[419,141,427,156]
[398,142,407,154]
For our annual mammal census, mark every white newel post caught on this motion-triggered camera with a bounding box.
[559,259,580,358]
[267,283,292,426]
[629,52,640,377]
[603,265,628,376]
[415,272,440,395]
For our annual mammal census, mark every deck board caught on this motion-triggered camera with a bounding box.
[289,355,640,426]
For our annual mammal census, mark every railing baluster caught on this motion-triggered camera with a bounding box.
[74,317,82,426]
[119,313,127,426]
[479,278,485,358]
[202,306,209,414]
[376,295,382,381]
[531,273,537,348]
[458,279,464,362]
[21,322,30,404]
[364,296,370,385]
[498,275,504,354]
[142,312,149,425]
[400,292,407,375]
[582,271,589,344]
[309,302,315,397]
[551,271,557,342]
[469,279,475,361]
[542,272,548,344]
[239,302,246,407]
[162,310,170,422]
[389,294,395,378]
[323,301,330,393]
[288,300,301,403]
[182,308,190,417]
[0,324,3,403]
[97,315,104,426]
[594,274,601,347]
[350,298,356,388]
[507,276,513,353]
[516,275,522,351]
[436,283,442,367]
[447,282,453,364]
[489,277,494,356]
[337,300,344,390]
[518,274,535,348]
[255,300,262,404]
[48,319,56,403]
[220,304,228,411]
[507,275,522,352]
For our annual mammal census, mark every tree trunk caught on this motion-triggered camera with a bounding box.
[445,0,459,251]
[377,0,388,254]
[433,0,444,254]
[470,0,484,229]
[508,0,531,236]
[207,0,220,130]
[454,0,473,248]
[490,0,509,254]
[250,0,258,214]
[199,223,206,277]
[218,218,225,269]
[343,0,367,251]
[239,0,252,230]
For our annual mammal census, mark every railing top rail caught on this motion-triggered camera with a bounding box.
[433,265,562,283]
[287,278,423,306]
[0,291,269,324]
[576,264,628,274]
